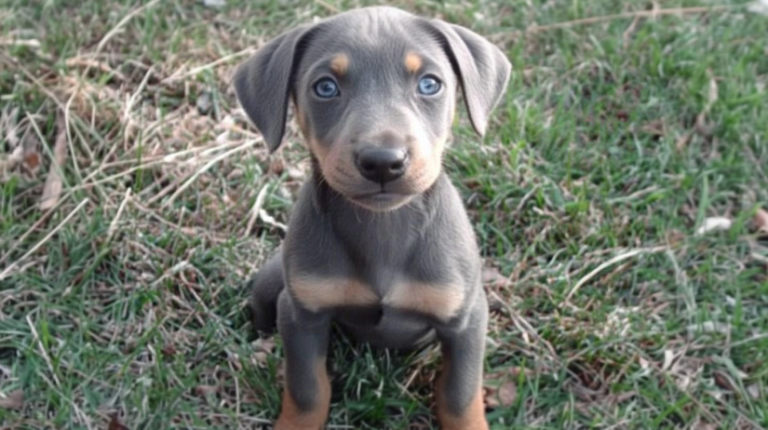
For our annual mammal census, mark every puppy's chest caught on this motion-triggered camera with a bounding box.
[289,271,465,321]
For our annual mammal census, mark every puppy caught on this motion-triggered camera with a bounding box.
[234,6,511,429]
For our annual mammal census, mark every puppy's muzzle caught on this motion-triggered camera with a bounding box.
[355,147,410,185]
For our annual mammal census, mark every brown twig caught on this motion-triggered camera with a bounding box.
[39,110,69,210]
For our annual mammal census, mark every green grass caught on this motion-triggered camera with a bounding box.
[1,0,767,429]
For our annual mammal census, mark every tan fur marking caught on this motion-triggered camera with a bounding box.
[275,359,331,430]
[436,357,488,430]
[402,131,448,195]
[294,104,309,139]
[330,53,349,76]
[291,276,379,311]
[308,137,329,162]
[404,52,422,73]
[385,281,464,320]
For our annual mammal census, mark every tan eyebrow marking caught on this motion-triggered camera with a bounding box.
[330,53,349,76]
[404,52,422,73]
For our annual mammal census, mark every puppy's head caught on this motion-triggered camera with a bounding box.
[234,7,511,211]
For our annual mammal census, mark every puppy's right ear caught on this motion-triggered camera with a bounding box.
[233,25,314,153]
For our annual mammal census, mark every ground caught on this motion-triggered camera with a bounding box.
[1,0,767,429]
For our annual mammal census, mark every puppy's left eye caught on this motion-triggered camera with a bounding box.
[417,75,442,96]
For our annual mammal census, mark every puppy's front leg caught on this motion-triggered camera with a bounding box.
[435,291,490,430]
[274,292,332,430]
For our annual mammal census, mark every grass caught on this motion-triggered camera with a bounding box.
[1,0,767,429]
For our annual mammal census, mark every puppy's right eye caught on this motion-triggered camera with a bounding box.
[313,78,340,98]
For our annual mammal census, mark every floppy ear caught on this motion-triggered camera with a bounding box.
[233,25,314,152]
[421,20,512,137]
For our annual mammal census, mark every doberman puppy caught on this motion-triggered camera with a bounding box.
[234,6,511,430]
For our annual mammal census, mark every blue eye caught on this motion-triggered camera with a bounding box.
[417,75,441,95]
[313,78,339,98]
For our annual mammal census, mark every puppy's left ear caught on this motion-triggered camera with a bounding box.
[421,20,512,137]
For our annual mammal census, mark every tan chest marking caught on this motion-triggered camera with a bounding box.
[290,276,379,312]
[384,282,465,321]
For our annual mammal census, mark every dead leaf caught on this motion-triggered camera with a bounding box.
[161,343,177,358]
[613,390,638,403]
[253,337,276,366]
[640,119,666,136]
[665,229,686,246]
[287,166,307,180]
[695,217,732,236]
[269,156,285,175]
[0,106,20,147]
[675,131,692,151]
[638,356,651,372]
[484,381,517,408]
[482,266,511,288]
[23,152,40,170]
[662,349,676,371]
[107,413,129,430]
[747,384,761,400]
[754,207,768,234]
[0,390,24,410]
[20,127,41,176]
[193,385,219,396]
[498,381,517,405]
[39,111,68,210]
[255,337,275,353]
[692,422,718,430]
[253,351,268,364]
[713,370,736,392]
[486,293,505,313]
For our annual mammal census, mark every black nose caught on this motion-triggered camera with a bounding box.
[355,147,410,184]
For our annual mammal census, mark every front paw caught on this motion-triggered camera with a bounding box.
[439,419,489,430]
[437,387,489,430]
[274,386,330,430]
[274,415,325,430]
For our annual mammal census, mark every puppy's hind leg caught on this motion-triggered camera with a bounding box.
[247,246,285,335]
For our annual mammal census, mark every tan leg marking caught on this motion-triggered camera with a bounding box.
[384,282,464,321]
[404,51,422,74]
[330,53,349,77]
[291,276,379,311]
[275,359,331,430]
[436,356,489,430]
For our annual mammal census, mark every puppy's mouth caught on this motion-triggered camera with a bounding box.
[348,190,413,211]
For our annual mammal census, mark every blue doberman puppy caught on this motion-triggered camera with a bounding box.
[234,6,511,429]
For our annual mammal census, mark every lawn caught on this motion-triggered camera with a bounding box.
[1,0,767,429]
